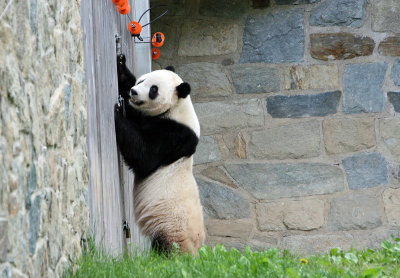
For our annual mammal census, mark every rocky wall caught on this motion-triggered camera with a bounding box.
[0,0,89,277]
[152,0,400,254]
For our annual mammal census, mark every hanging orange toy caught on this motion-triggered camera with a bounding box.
[151,32,165,48]
[112,0,125,5]
[113,2,168,60]
[151,48,161,60]
[118,1,130,15]
[112,0,130,15]
[128,21,142,36]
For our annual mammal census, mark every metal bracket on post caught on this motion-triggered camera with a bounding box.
[115,33,126,118]
[115,33,122,55]
[123,221,131,238]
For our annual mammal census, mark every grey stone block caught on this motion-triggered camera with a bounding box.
[194,136,221,165]
[354,229,400,251]
[310,0,367,27]
[25,158,37,209]
[328,193,383,231]
[205,219,253,239]
[30,0,37,33]
[194,99,264,134]
[0,264,12,278]
[206,236,247,250]
[177,63,233,99]
[149,17,181,59]
[372,0,400,33]
[256,199,325,231]
[283,64,339,90]
[267,91,341,118]
[64,84,71,128]
[151,0,186,16]
[282,233,354,254]
[240,9,304,64]
[253,0,271,8]
[247,121,320,160]
[323,118,376,154]
[310,33,374,61]
[178,20,238,56]
[249,233,279,251]
[380,118,400,160]
[342,152,389,190]
[343,63,387,114]
[378,36,400,57]
[199,0,248,18]
[276,0,320,4]
[197,178,250,220]
[29,195,41,255]
[283,199,325,231]
[388,92,400,113]
[391,60,400,86]
[200,167,238,189]
[231,65,279,94]
[0,219,8,262]
[225,163,344,200]
[256,202,286,231]
[383,188,400,226]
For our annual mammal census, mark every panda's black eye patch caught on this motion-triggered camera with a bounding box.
[149,85,159,99]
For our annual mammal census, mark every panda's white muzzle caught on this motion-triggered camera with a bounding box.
[129,89,144,106]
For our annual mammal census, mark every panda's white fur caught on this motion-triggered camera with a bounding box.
[115,67,204,254]
[133,156,204,254]
[131,70,200,137]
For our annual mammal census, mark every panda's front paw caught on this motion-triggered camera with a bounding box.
[117,53,126,66]
[114,103,122,119]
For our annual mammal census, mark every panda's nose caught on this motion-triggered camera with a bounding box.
[130,88,138,96]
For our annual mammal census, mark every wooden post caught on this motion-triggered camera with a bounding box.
[133,0,152,77]
[81,0,150,254]
[123,0,152,252]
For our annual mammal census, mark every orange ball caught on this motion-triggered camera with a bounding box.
[152,32,165,48]
[128,21,142,36]
[151,48,161,60]
[118,1,130,14]
[112,0,126,6]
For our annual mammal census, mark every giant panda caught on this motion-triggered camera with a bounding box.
[114,54,205,255]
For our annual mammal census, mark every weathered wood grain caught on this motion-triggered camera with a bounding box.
[81,0,150,255]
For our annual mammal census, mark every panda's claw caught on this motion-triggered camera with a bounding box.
[117,53,126,65]
[114,103,121,118]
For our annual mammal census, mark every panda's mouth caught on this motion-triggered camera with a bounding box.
[129,97,144,106]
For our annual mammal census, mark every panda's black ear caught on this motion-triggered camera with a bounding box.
[177,82,191,98]
[165,66,175,72]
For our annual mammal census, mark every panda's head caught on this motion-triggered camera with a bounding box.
[129,66,191,117]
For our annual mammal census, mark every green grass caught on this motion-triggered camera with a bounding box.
[65,236,400,278]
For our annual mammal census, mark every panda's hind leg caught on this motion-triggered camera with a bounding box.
[151,232,172,255]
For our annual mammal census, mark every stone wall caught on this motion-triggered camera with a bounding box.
[0,0,89,277]
[152,0,400,254]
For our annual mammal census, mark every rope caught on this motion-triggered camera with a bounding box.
[0,0,14,21]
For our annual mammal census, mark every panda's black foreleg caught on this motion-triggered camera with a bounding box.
[114,104,161,179]
[114,104,144,169]
[117,53,136,101]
